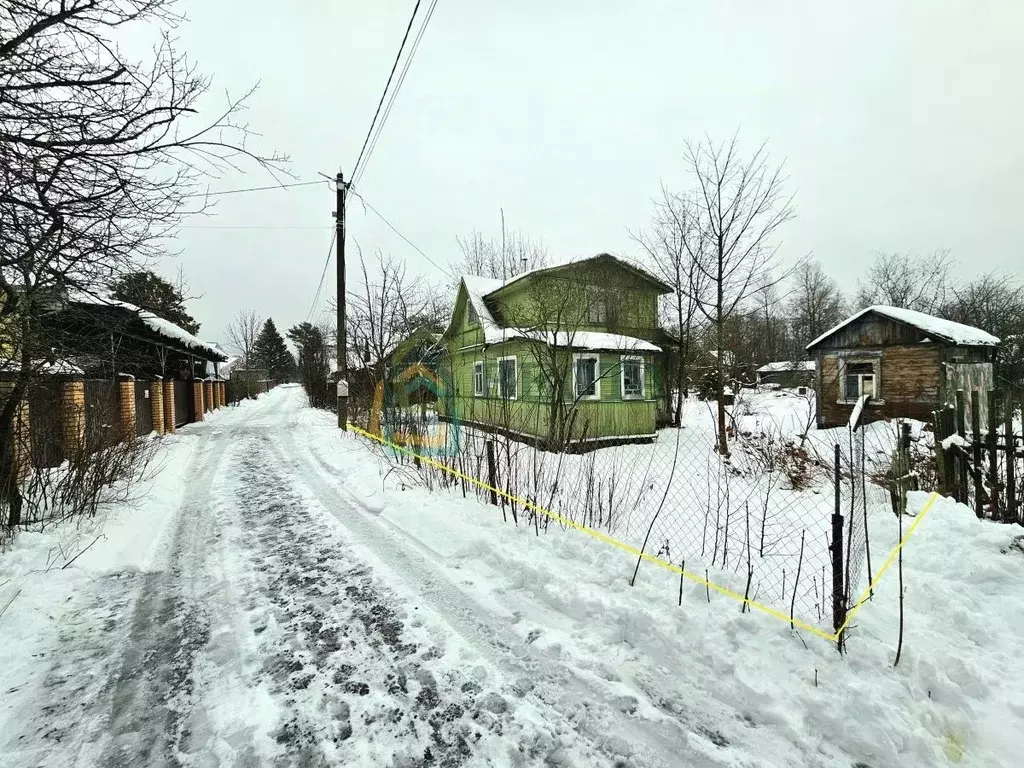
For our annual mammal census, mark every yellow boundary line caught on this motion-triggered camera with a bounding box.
[834,491,940,636]
[346,422,939,645]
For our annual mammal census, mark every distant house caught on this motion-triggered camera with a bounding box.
[806,305,999,428]
[437,253,676,449]
[30,291,226,379]
[755,360,815,389]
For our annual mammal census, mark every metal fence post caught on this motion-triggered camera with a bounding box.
[1008,390,1018,524]
[831,443,846,639]
[971,389,983,518]
[485,439,499,506]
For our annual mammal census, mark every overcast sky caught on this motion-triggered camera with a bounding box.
[166,1,1023,347]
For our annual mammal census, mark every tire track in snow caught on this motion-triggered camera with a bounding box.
[274,399,728,768]
[220,429,577,767]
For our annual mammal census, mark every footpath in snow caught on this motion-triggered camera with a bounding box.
[1,385,1022,767]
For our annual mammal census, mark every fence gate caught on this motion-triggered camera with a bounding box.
[173,380,191,427]
[135,380,153,437]
[84,379,120,451]
[27,378,64,468]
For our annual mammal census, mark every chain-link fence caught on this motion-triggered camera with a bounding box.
[339,362,919,641]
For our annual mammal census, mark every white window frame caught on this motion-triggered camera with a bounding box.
[573,353,601,401]
[839,357,882,404]
[497,355,518,400]
[473,360,485,397]
[620,355,645,400]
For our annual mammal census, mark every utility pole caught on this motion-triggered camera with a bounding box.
[335,170,349,429]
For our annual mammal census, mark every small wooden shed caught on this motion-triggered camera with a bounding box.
[806,305,999,428]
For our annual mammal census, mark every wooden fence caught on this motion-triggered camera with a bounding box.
[934,389,1022,523]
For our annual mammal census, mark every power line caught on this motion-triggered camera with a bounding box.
[306,228,338,322]
[180,225,332,230]
[185,179,327,198]
[348,189,454,280]
[351,0,422,183]
[353,0,438,191]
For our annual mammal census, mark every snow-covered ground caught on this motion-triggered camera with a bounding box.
[399,388,902,630]
[1,386,1022,767]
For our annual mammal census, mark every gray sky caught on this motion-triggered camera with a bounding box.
[167,0,1024,347]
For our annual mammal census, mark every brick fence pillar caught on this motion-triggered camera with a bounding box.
[151,378,165,435]
[204,379,214,413]
[163,379,176,434]
[192,379,204,422]
[216,380,225,408]
[119,374,136,441]
[60,379,86,456]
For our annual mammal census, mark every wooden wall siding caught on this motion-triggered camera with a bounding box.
[944,362,993,426]
[880,345,941,402]
[816,345,944,427]
[495,273,660,335]
[440,342,659,440]
[812,314,929,349]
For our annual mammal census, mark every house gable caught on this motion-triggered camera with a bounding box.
[486,255,667,336]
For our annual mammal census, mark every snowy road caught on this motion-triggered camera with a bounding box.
[4,388,722,767]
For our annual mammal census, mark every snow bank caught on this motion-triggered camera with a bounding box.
[296,406,1024,767]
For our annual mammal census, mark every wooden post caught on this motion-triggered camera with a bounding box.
[1007,390,1018,525]
[955,390,967,504]
[987,390,998,519]
[831,443,846,638]
[485,439,499,506]
[971,389,983,518]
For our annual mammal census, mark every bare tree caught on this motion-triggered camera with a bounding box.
[679,136,797,456]
[855,249,954,314]
[632,186,710,423]
[224,310,263,365]
[789,260,847,351]
[1,0,284,527]
[941,271,1024,385]
[454,215,550,281]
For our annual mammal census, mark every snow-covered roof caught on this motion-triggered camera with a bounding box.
[756,360,816,373]
[806,305,1000,350]
[68,291,226,360]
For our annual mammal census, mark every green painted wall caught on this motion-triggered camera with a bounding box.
[439,340,660,441]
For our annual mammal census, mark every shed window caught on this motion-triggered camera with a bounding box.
[497,356,517,399]
[621,356,645,399]
[473,361,485,396]
[574,354,600,399]
[843,360,877,401]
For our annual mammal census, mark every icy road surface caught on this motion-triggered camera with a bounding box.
[2,388,723,767]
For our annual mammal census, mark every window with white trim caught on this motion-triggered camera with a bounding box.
[620,355,645,399]
[473,361,485,396]
[497,356,517,399]
[573,353,600,400]
[842,359,878,401]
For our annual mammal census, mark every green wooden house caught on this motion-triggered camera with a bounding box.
[438,253,676,450]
